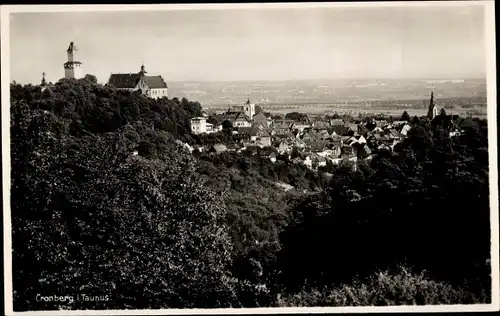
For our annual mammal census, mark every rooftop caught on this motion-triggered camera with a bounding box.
[108,73,168,89]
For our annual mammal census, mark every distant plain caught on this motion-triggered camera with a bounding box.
[167,78,487,118]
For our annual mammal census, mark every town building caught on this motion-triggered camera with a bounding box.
[253,112,268,128]
[329,119,344,126]
[230,99,255,120]
[225,99,256,122]
[107,64,168,99]
[233,114,252,128]
[190,117,221,135]
[64,42,84,79]
[190,117,208,134]
[258,135,272,147]
[209,144,228,154]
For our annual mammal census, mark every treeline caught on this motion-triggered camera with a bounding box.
[10,79,491,310]
[11,78,201,143]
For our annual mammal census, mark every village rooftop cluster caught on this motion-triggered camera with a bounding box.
[183,92,466,171]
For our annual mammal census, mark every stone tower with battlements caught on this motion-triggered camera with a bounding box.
[64,42,84,79]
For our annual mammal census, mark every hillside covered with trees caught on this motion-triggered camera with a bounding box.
[10,78,491,310]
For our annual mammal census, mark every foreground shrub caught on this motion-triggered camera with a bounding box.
[277,267,489,307]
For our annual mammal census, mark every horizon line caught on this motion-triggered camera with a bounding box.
[14,76,487,86]
[164,77,486,83]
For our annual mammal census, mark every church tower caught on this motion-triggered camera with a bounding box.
[244,98,255,120]
[139,62,147,77]
[426,90,438,120]
[64,42,83,79]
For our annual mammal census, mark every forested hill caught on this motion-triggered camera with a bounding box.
[11,78,235,310]
[11,77,201,144]
[10,79,491,310]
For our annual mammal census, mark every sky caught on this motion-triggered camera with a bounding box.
[9,4,487,84]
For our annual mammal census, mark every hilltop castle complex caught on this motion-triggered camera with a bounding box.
[41,42,168,100]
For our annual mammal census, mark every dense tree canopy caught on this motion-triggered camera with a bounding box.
[400,110,411,121]
[285,112,309,122]
[275,114,490,296]
[11,97,237,310]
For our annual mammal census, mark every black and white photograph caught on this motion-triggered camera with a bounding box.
[1,1,498,314]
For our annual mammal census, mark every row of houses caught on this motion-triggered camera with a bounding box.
[144,109,467,173]
[184,113,416,170]
[186,91,466,170]
[190,99,263,134]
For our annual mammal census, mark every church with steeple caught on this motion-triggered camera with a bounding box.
[427,91,439,120]
[226,98,256,119]
[107,63,168,99]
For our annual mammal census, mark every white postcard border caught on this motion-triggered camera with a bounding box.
[2,1,498,315]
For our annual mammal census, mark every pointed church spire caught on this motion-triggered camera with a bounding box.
[427,90,436,120]
[139,62,147,76]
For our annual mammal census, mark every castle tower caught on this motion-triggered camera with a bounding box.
[64,42,83,79]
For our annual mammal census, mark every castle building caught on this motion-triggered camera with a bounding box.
[64,42,84,79]
[107,64,168,99]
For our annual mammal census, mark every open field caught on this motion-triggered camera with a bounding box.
[207,100,488,118]
[260,105,487,118]
[172,79,488,119]
[169,78,487,107]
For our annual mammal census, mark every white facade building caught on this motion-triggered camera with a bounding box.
[190,117,207,135]
[190,117,220,135]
